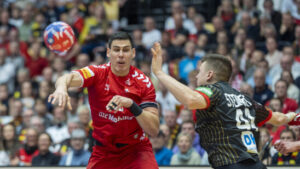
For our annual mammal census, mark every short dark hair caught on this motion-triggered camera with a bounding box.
[201,54,232,82]
[108,32,134,49]
[275,79,288,88]
[280,128,296,140]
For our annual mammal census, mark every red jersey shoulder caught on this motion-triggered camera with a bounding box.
[130,67,153,89]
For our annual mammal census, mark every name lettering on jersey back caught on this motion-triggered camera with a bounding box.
[98,112,134,123]
[225,93,252,108]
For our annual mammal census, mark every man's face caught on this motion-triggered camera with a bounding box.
[164,111,177,128]
[107,40,135,76]
[196,62,209,86]
[275,81,287,98]
[254,71,265,87]
[182,123,195,138]
[280,132,294,142]
[71,138,85,151]
[150,135,165,150]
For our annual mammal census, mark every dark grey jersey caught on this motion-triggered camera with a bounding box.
[194,82,272,168]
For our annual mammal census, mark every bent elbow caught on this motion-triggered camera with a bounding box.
[148,128,159,137]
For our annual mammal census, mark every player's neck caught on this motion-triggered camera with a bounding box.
[111,68,130,77]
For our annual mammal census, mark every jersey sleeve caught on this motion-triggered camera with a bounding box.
[139,77,157,109]
[194,84,222,110]
[254,101,273,127]
[72,65,103,88]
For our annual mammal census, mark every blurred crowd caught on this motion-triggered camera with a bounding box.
[0,0,300,167]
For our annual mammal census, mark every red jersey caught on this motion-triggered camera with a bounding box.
[266,97,298,114]
[74,63,157,152]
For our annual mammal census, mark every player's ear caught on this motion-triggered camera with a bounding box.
[207,70,214,81]
[132,48,136,59]
[107,47,110,58]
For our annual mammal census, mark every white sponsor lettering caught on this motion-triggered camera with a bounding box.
[98,112,134,123]
[225,93,252,108]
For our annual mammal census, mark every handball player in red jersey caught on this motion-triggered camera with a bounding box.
[48,32,159,169]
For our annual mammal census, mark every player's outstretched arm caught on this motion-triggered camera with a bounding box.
[106,95,159,137]
[267,112,297,126]
[151,42,207,109]
[48,73,82,110]
[274,141,300,155]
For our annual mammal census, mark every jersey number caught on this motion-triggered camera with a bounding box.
[235,108,256,130]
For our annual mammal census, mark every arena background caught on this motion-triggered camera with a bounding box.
[1,0,300,168]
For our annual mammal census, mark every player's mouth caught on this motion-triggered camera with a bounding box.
[117,61,125,65]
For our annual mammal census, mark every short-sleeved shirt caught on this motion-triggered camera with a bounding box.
[74,63,157,152]
[194,82,272,168]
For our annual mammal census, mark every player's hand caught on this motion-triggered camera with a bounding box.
[151,42,163,75]
[106,95,133,112]
[274,141,298,155]
[48,88,72,110]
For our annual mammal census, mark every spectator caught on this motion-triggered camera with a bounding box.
[17,128,39,166]
[261,0,282,31]
[8,99,23,134]
[209,16,227,45]
[240,82,254,98]
[0,48,16,93]
[164,110,180,150]
[267,79,298,114]
[32,133,60,166]
[169,13,189,47]
[195,34,208,58]
[160,124,171,147]
[164,0,196,35]
[172,120,208,164]
[0,124,21,166]
[193,14,208,38]
[177,109,193,124]
[217,0,235,31]
[244,50,264,81]
[77,105,91,134]
[59,129,91,166]
[30,116,46,134]
[170,132,202,165]
[66,92,80,122]
[253,68,274,105]
[269,51,300,89]
[259,127,272,165]
[230,59,243,91]
[294,25,300,56]
[34,98,52,127]
[156,82,180,114]
[20,81,35,109]
[281,70,300,103]
[18,9,33,42]
[7,41,25,73]
[279,13,295,42]
[265,37,283,68]
[178,41,201,84]
[52,57,68,82]
[46,107,69,144]
[239,38,256,73]
[272,129,300,165]
[24,41,49,78]
[142,16,161,49]
[149,130,173,166]
[132,29,147,63]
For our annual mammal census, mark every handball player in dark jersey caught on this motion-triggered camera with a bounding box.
[151,42,299,169]
[49,32,159,169]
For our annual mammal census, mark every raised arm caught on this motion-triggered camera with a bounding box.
[151,42,207,110]
[48,72,83,110]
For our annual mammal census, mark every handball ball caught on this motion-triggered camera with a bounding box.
[43,21,75,55]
